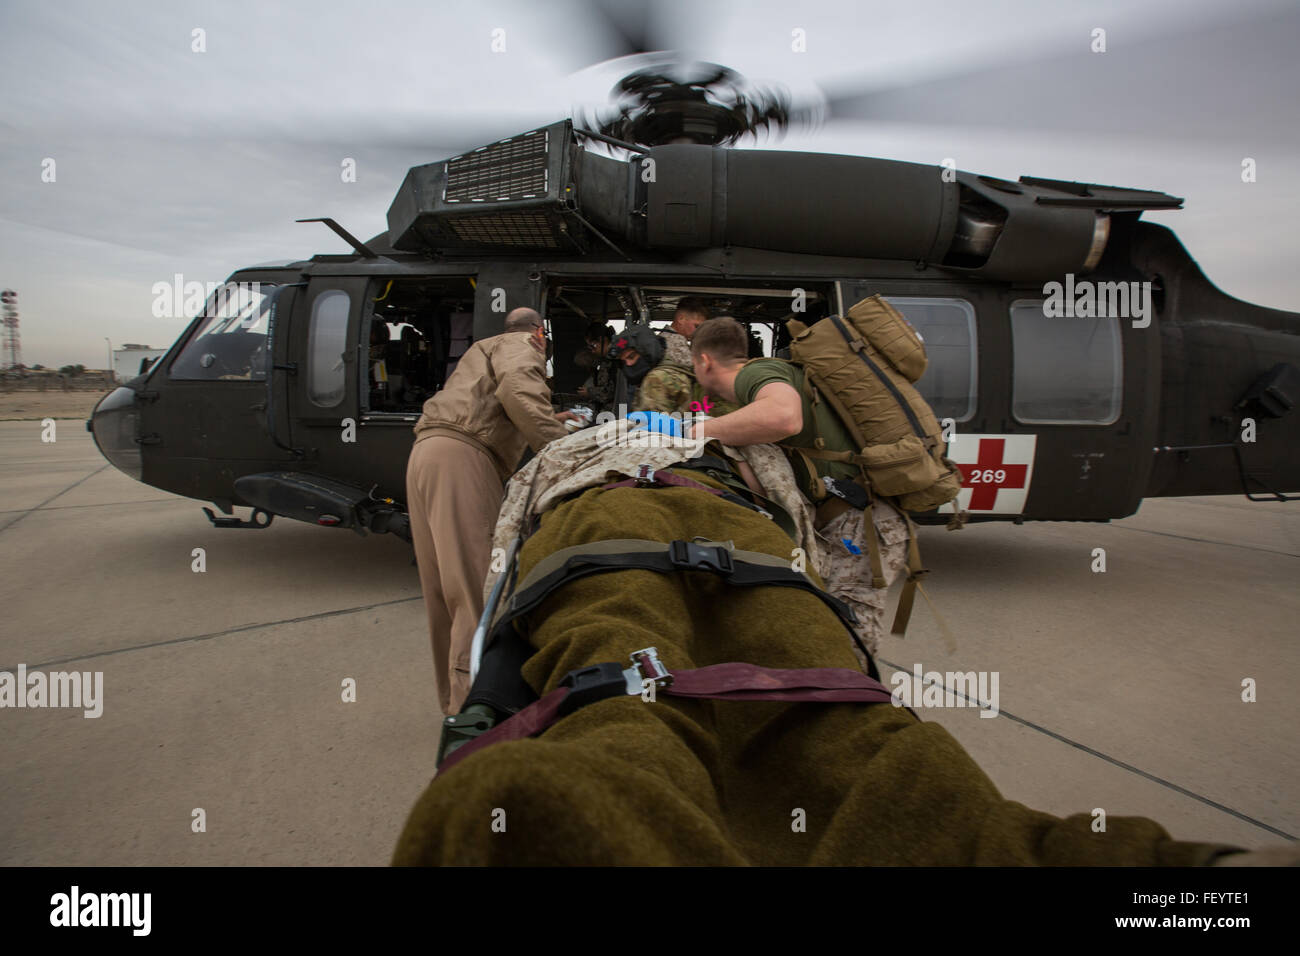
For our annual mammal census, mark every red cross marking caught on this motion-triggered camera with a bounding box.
[957,438,1029,510]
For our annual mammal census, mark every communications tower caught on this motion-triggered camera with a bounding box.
[1,290,20,370]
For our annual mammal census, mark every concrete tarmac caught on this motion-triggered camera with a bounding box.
[1,419,1296,864]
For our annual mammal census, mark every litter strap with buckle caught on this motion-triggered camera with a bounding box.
[488,537,861,647]
[439,647,898,774]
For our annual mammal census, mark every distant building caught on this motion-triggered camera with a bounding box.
[112,344,166,384]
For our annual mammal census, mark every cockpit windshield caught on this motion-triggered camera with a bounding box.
[170,282,276,381]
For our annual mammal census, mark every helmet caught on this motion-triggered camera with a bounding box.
[608,325,665,365]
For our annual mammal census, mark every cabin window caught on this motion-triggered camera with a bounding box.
[361,276,477,414]
[169,282,273,381]
[880,296,978,422]
[1010,299,1122,424]
[308,290,351,407]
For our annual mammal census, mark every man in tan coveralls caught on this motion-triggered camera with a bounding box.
[406,307,573,714]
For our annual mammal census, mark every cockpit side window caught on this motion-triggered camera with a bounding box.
[307,290,351,407]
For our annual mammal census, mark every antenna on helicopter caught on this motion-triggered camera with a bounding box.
[296,218,380,259]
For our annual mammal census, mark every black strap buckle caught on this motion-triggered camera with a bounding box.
[558,662,631,716]
[555,648,678,721]
[822,476,869,510]
[668,539,734,574]
[634,464,657,486]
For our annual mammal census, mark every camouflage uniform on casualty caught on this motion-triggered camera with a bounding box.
[396,469,1255,866]
[483,422,823,606]
[815,501,909,664]
[481,417,901,671]
[712,439,908,663]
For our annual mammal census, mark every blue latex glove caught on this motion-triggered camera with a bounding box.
[626,410,683,436]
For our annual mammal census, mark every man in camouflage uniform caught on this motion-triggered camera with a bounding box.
[690,316,908,662]
[610,298,719,414]
[633,347,740,420]
[575,322,615,411]
[814,504,908,665]
[635,303,739,420]
[658,295,710,367]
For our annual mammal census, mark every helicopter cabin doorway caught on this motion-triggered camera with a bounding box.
[286,274,477,503]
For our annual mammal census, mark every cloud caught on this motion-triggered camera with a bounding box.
[0,0,1295,367]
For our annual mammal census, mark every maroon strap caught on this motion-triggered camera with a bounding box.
[437,663,894,776]
[438,687,569,774]
[669,663,895,704]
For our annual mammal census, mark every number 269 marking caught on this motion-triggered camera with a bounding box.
[969,469,1007,484]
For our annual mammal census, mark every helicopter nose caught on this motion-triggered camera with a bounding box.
[89,386,143,481]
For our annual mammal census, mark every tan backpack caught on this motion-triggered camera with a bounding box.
[785,295,963,513]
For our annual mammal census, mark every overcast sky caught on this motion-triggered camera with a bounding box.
[1,0,1296,369]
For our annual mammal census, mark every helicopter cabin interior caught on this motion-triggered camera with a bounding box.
[356,274,1002,436]
[542,280,834,406]
[358,276,844,416]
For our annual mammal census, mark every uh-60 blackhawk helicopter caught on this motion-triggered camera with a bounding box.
[88,60,1299,543]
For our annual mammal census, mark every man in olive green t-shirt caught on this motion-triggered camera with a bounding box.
[690,316,909,662]
[728,358,860,491]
